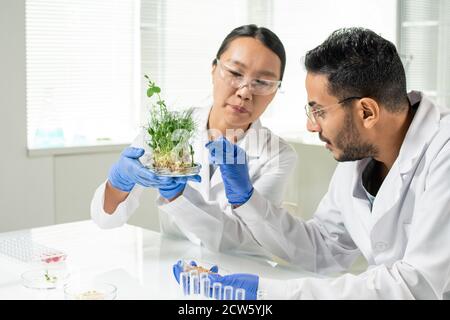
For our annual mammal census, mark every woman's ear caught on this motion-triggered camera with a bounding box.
[358,98,380,129]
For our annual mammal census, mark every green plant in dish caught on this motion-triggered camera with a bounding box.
[44,269,57,283]
[144,75,197,174]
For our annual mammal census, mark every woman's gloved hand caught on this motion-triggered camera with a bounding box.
[108,147,200,198]
[205,136,254,205]
[158,175,201,200]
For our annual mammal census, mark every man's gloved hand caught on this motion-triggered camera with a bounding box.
[205,136,254,205]
[108,147,200,197]
[208,272,259,300]
[172,260,219,284]
[172,260,258,300]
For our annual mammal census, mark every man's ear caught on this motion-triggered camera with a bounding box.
[358,98,380,129]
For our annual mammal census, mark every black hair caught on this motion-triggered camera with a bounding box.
[304,27,408,112]
[213,24,286,81]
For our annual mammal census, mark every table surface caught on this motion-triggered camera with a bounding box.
[0,220,319,299]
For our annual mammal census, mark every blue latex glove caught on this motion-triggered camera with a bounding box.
[208,272,259,300]
[158,175,201,200]
[172,260,258,300]
[172,260,218,284]
[205,136,253,205]
[108,147,200,196]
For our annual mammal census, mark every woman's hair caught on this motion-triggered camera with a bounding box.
[213,24,286,81]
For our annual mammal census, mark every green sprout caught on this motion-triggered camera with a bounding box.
[44,270,57,283]
[144,75,196,172]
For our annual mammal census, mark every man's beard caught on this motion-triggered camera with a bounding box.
[334,111,378,162]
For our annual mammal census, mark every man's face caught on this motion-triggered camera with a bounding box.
[305,72,377,162]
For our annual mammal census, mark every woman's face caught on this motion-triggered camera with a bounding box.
[211,37,282,130]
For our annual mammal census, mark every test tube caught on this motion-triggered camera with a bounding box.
[223,285,233,300]
[189,269,199,278]
[199,273,211,299]
[179,272,189,296]
[235,288,246,300]
[189,269,199,296]
[190,274,200,296]
[256,289,267,300]
[212,282,222,300]
[199,272,208,283]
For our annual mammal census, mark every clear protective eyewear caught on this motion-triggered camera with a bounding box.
[305,96,362,125]
[216,59,281,96]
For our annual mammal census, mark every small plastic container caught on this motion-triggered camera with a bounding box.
[21,268,70,290]
[181,259,226,274]
[64,282,117,300]
[39,252,67,265]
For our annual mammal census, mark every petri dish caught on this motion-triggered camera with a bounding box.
[64,282,117,300]
[39,252,67,265]
[145,163,202,177]
[181,259,229,275]
[21,268,70,290]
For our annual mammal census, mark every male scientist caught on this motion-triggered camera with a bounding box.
[173,27,450,299]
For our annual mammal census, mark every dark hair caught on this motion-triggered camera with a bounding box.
[213,24,286,81]
[304,27,408,112]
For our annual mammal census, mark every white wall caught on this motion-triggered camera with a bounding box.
[0,0,54,231]
[52,149,160,230]
[284,143,337,219]
[0,0,159,233]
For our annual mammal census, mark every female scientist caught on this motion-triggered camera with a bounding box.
[90,24,297,256]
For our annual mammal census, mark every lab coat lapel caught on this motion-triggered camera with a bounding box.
[189,106,213,200]
[370,163,402,222]
[370,92,440,227]
[351,159,374,232]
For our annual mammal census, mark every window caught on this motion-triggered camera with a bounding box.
[26,0,140,149]
[399,0,450,109]
[140,0,397,144]
[140,0,255,121]
[27,1,401,149]
[264,0,398,142]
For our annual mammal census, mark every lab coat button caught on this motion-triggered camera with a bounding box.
[374,242,388,252]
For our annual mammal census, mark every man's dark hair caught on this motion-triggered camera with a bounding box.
[213,24,286,81]
[305,27,408,112]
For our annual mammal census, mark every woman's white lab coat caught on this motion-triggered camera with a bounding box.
[90,106,297,256]
[234,91,450,299]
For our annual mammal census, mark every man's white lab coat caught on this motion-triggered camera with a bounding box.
[234,92,450,299]
[91,106,297,256]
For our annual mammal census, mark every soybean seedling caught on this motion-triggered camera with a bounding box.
[144,75,197,173]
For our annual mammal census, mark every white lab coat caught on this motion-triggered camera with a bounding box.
[91,106,297,256]
[234,91,450,299]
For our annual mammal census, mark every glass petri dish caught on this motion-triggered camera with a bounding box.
[64,282,117,300]
[145,163,201,177]
[21,268,70,290]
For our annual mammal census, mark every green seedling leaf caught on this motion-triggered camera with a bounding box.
[144,74,197,172]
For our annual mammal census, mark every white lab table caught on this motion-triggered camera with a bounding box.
[0,220,319,300]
